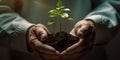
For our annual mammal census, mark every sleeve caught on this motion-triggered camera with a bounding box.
[84,0,120,28]
[84,0,120,45]
[0,5,33,52]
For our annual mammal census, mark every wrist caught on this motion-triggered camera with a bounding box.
[26,25,35,52]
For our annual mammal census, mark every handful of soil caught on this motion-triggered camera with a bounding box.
[42,31,79,52]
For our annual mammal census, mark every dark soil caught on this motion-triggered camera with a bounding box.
[42,31,79,52]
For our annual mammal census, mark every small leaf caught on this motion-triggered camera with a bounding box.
[48,10,60,16]
[56,0,63,8]
[49,15,55,17]
[56,7,60,10]
[61,13,69,18]
[60,6,64,9]
[48,20,55,25]
[68,18,74,21]
[56,6,64,10]
[64,8,71,11]
[48,10,57,14]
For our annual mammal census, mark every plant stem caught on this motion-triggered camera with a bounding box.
[58,18,62,32]
[58,9,62,32]
[53,22,55,33]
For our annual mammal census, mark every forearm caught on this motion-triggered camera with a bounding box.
[85,1,120,28]
[0,5,33,52]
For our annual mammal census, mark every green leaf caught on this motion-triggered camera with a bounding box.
[56,0,63,8]
[48,20,55,25]
[60,6,64,9]
[48,10,60,16]
[61,13,69,18]
[48,0,75,27]
[68,18,74,21]
[49,15,55,17]
[63,8,71,11]
[56,6,64,10]
[56,7,60,10]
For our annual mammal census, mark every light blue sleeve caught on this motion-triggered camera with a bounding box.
[85,1,120,28]
[84,0,120,45]
[0,5,33,52]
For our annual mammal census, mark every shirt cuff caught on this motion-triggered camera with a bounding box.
[84,15,106,24]
[84,15,113,28]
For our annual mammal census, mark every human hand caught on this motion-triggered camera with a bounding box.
[27,24,60,60]
[61,19,95,60]
[70,19,95,38]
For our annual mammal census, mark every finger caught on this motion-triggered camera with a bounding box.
[39,44,58,53]
[35,49,60,60]
[70,24,81,37]
[62,48,91,60]
[38,50,60,56]
[42,25,50,34]
[33,49,60,60]
[32,49,57,60]
[36,24,50,34]
[37,44,60,55]
[61,43,91,55]
[28,27,37,41]
[63,46,85,55]
[70,25,88,38]
[29,31,59,54]
[33,26,48,41]
[40,30,48,41]
[33,24,49,41]
[76,25,89,38]
[29,33,37,41]
[61,39,83,54]
[70,28,76,36]
[29,38,58,54]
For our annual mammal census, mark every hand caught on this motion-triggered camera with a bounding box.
[70,19,95,38]
[61,19,95,60]
[27,24,60,60]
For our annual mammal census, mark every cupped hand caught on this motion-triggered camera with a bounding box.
[70,19,95,38]
[27,24,60,60]
[61,19,95,60]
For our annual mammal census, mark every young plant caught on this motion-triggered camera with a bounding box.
[48,0,74,32]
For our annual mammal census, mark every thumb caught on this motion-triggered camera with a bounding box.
[34,25,49,41]
[40,30,48,41]
[76,25,87,38]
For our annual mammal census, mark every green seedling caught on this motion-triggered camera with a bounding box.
[48,0,74,31]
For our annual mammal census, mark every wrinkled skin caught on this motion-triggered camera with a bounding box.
[61,19,95,60]
[28,24,61,60]
[27,19,95,60]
